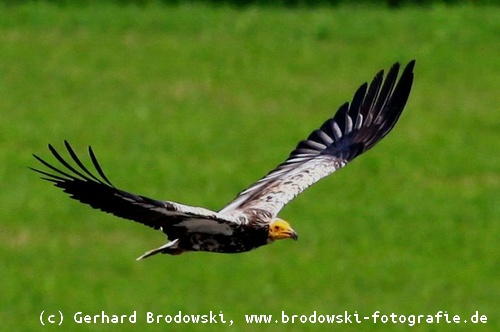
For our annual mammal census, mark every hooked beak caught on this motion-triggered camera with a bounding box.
[287,229,299,240]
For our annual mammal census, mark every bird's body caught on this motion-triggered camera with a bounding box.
[32,60,415,259]
[159,224,270,255]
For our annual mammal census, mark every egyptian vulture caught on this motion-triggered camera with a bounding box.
[32,60,415,259]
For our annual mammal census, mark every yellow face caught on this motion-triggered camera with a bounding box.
[268,219,298,241]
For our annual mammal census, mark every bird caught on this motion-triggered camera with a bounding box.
[32,60,415,260]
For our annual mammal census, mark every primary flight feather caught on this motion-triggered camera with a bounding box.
[32,60,415,259]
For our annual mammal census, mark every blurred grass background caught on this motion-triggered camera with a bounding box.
[0,2,498,331]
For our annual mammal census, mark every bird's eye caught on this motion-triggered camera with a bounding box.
[274,226,280,231]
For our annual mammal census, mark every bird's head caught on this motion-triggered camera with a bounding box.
[268,219,298,242]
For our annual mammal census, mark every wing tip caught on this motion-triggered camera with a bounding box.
[31,141,115,187]
[291,59,416,162]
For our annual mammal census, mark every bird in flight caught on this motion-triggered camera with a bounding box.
[32,60,415,260]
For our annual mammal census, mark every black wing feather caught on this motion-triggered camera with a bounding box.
[31,143,169,228]
[220,60,415,215]
[31,141,228,238]
[312,60,414,161]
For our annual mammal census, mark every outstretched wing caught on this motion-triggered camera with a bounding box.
[219,60,415,219]
[31,141,238,239]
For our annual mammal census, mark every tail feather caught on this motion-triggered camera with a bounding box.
[136,239,183,260]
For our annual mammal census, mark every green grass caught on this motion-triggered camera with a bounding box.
[1,2,498,331]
